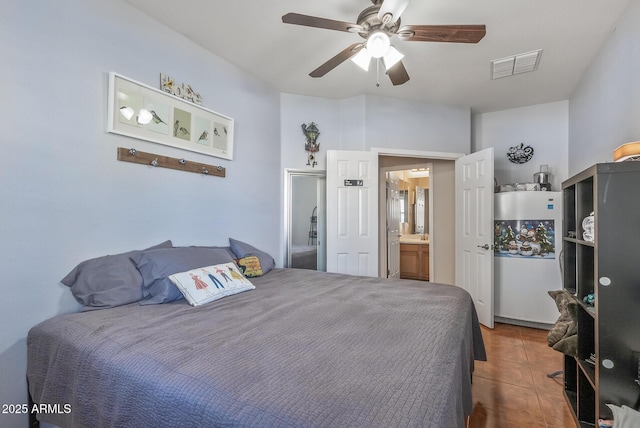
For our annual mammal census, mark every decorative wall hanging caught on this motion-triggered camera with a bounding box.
[507,143,534,164]
[301,122,320,167]
[108,72,233,160]
[160,73,202,105]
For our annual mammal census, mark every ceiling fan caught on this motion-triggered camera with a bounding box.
[282,0,486,86]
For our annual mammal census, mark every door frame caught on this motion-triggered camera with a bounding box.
[379,162,433,278]
[373,148,464,278]
[283,169,326,268]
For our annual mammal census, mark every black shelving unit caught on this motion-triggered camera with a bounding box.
[562,162,640,427]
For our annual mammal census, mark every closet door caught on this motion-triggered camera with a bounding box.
[326,150,378,277]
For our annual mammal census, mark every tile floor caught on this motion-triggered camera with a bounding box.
[468,322,576,427]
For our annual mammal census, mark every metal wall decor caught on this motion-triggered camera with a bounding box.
[507,143,534,164]
[301,122,320,167]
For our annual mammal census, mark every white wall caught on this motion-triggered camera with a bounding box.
[0,1,281,425]
[363,95,471,153]
[280,94,343,171]
[339,96,368,150]
[473,101,569,191]
[280,93,471,173]
[473,0,640,182]
[569,0,640,175]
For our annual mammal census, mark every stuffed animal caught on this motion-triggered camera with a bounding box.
[547,290,578,357]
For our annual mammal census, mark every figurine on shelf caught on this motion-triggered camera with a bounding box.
[583,293,595,306]
[582,211,595,242]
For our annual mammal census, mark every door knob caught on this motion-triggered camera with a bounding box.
[477,244,490,250]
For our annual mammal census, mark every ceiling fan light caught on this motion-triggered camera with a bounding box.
[351,48,372,71]
[367,31,390,58]
[382,46,404,70]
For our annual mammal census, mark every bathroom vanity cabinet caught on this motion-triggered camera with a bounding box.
[400,243,429,281]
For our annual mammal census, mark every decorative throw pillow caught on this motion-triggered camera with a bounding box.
[169,262,255,306]
[235,256,263,277]
[61,240,173,309]
[132,246,236,305]
[229,238,275,275]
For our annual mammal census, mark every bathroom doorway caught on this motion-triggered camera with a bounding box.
[385,166,432,281]
[378,155,456,284]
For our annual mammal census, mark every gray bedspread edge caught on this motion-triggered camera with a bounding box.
[28,268,485,428]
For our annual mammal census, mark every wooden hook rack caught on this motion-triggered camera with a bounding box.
[117,147,225,178]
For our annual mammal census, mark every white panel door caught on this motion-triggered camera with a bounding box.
[387,173,400,278]
[326,150,379,277]
[455,148,494,328]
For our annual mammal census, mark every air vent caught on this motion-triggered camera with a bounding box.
[491,49,543,80]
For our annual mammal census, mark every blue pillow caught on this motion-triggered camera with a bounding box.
[132,246,235,305]
[61,240,173,309]
[229,238,275,275]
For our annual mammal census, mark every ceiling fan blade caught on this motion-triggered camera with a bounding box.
[387,60,410,86]
[310,43,364,78]
[377,0,410,25]
[282,13,362,33]
[397,25,486,43]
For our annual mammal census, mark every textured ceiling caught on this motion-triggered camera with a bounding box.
[124,0,631,113]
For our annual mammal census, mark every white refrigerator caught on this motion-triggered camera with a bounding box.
[494,191,563,326]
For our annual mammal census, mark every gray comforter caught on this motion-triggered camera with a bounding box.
[28,268,486,428]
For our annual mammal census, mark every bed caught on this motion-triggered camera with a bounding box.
[290,244,317,270]
[28,267,486,428]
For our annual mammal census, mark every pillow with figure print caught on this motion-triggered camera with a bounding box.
[168,262,255,306]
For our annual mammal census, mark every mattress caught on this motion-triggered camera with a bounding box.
[290,245,317,269]
[27,268,485,428]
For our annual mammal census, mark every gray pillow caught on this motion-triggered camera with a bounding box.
[132,246,235,305]
[229,238,275,275]
[61,240,172,309]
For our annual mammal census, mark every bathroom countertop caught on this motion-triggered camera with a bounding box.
[399,234,430,244]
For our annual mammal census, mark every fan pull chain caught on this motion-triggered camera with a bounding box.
[376,59,381,87]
